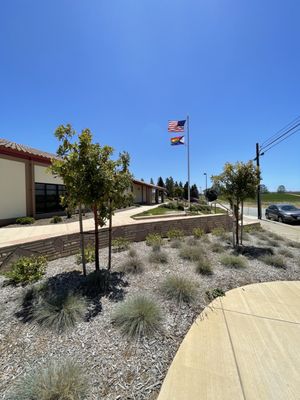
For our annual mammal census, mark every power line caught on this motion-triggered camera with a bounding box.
[260,115,300,148]
[261,127,300,154]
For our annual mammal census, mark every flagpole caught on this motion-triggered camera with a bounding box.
[187,115,190,209]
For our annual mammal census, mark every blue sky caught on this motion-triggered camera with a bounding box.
[0,0,299,191]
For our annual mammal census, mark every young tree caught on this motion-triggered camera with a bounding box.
[51,125,114,271]
[277,185,286,193]
[212,161,259,246]
[260,184,269,193]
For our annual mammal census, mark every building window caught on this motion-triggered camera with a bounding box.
[35,183,65,214]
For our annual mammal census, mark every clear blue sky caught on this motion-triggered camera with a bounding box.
[1,0,299,191]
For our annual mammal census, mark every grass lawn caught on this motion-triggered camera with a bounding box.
[132,205,181,217]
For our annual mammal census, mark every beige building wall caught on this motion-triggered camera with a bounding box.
[133,183,142,203]
[0,158,26,219]
[34,165,63,185]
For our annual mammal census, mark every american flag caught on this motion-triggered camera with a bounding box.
[168,120,186,132]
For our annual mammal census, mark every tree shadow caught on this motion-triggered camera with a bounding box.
[16,269,128,324]
[235,245,274,259]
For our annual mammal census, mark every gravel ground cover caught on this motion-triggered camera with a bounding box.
[1,229,300,399]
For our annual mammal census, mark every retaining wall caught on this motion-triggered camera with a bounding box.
[0,214,232,269]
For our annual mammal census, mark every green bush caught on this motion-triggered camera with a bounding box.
[10,358,87,400]
[112,237,130,252]
[195,257,213,275]
[76,243,95,265]
[50,215,63,224]
[206,288,225,301]
[179,245,205,262]
[185,236,198,247]
[149,249,168,264]
[211,227,226,237]
[145,233,163,247]
[260,255,286,269]
[161,275,197,304]
[5,256,47,284]
[167,228,184,240]
[193,227,204,238]
[111,295,162,338]
[16,216,35,225]
[220,254,247,268]
[33,293,87,333]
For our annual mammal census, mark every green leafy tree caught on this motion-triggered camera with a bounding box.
[51,124,114,271]
[260,184,269,194]
[212,161,259,246]
[277,185,286,193]
[183,182,189,200]
[165,176,175,198]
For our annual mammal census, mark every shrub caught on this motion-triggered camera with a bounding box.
[10,358,87,400]
[211,227,226,237]
[16,216,35,225]
[266,238,280,247]
[210,242,225,253]
[76,243,95,265]
[260,255,286,269]
[179,245,205,262]
[50,215,63,224]
[193,227,204,238]
[278,249,294,258]
[287,240,300,249]
[112,237,130,252]
[195,257,213,275]
[220,254,247,268]
[128,248,137,258]
[167,228,184,240]
[121,256,144,274]
[5,256,47,284]
[161,275,197,304]
[111,295,162,338]
[206,288,225,301]
[186,236,198,247]
[145,233,163,247]
[33,293,87,333]
[170,238,182,248]
[149,249,168,264]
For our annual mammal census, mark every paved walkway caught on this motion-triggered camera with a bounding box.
[244,216,300,242]
[158,281,300,400]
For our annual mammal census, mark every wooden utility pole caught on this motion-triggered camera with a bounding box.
[256,143,262,220]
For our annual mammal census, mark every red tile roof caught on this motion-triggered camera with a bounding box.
[0,138,58,162]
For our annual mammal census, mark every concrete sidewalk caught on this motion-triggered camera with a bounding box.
[158,281,300,400]
[244,216,300,242]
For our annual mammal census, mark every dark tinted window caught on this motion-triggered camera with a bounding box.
[281,205,298,211]
[35,183,65,214]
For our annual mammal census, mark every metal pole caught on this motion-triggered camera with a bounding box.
[256,143,262,220]
[79,204,87,276]
[187,115,190,209]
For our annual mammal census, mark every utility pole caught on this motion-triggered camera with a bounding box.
[256,143,262,220]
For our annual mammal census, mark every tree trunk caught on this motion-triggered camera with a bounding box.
[108,199,113,271]
[234,202,239,246]
[93,204,100,271]
[79,204,87,276]
[240,201,244,245]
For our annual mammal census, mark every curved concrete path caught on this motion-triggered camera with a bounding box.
[158,281,300,400]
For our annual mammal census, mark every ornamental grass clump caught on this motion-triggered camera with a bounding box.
[33,293,87,333]
[10,358,87,400]
[111,295,162,338]
[195,257,213,275]
[179,245,205,262]
[149,248,168,264]
[121,252,144,274]
[5,256,47,285]
[260,254,287,269]
[50,215,63,224]
[112,237,130,252]
[210,242,225,253]
[167,228,184,240]
[278,248,294,258]
[287,240,300,249]
[220,254,247,269]
[170,238,182,248]
[161,275,197,304]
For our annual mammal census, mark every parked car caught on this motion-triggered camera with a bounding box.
[265,204,300,223]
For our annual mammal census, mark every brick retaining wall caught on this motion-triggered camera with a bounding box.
[0,214,232,269]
